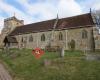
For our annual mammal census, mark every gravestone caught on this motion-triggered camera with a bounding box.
[58,47,65,58]
[85,54,100,61]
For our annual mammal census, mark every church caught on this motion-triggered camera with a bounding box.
[1,12,100,51]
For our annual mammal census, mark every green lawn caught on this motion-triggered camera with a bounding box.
[0,49,100,80]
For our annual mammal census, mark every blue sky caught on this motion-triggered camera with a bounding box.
[0,0,100,32]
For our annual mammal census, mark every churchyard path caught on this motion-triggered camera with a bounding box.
[0,63,12,80]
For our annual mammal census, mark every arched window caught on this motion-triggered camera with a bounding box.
[41,34,45,41]
[21,37,23,42]
[82,29,88,39]
[21,36,27,43]
[59,32,63,40]
[29,35,33,42]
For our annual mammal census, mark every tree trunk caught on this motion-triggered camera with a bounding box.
[89,28,95,52]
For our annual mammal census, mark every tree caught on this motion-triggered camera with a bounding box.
[89,29,95,52]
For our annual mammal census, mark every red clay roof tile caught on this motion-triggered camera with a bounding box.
[9,13,94,36]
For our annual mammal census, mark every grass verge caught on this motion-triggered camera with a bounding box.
[0,49,100,80]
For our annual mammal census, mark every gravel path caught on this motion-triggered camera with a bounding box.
[0,64,12,80]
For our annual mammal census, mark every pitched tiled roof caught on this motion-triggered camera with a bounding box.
[57,13,94,29]
[9,13,94,36]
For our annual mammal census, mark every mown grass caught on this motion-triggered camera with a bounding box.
[0,49,100,80]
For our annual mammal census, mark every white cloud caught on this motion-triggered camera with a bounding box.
[16,0,82,19]
[0,0,36,26]
[0,16,4,33]
[0,0,90,33]
[58,0,82,18]
[78,0,100,13]
[92,0,100,10]
[16,0,57,20]
[1,0,35,22]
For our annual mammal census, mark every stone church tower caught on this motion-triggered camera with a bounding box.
[2,16,24,34]
[0,16,24,47]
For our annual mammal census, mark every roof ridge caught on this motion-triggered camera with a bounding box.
[9,13,94,36]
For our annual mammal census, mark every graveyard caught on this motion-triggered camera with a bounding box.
[0,49,100,80]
